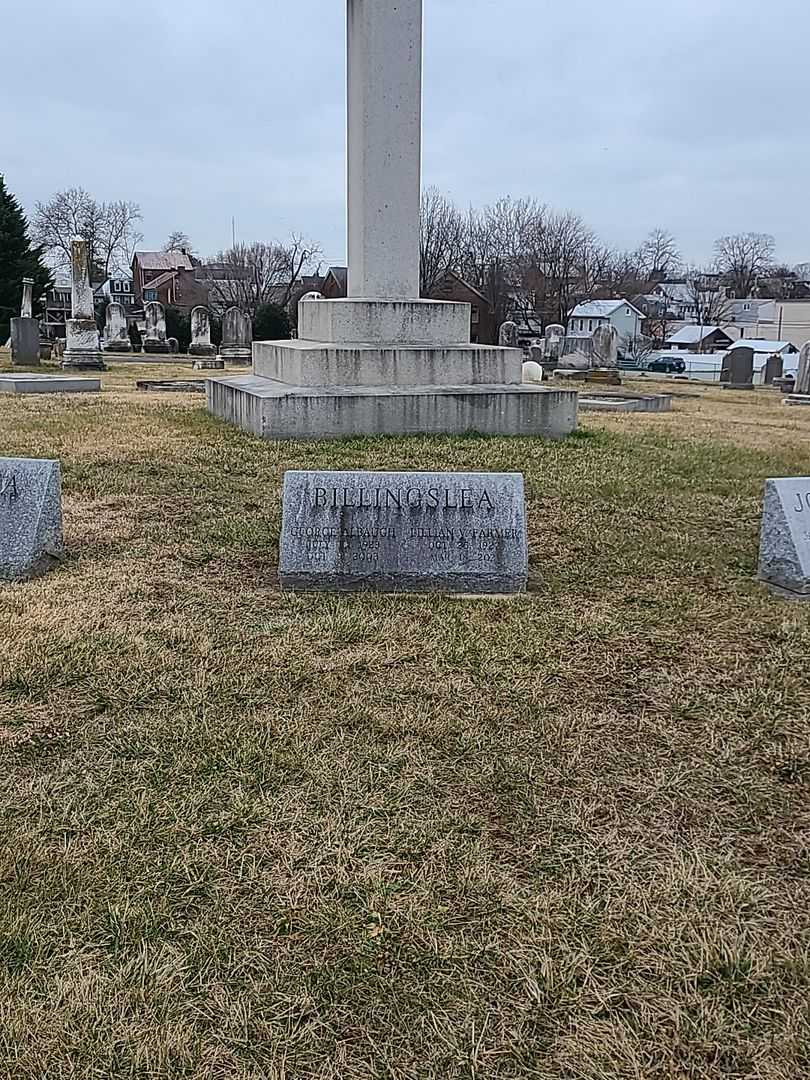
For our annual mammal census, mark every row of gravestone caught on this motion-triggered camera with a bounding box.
[103,301,252,363]
[500,320,619,377]
[3,457,810,603]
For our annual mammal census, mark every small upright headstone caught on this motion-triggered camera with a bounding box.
[189,306,216,357]
[10,276,40,367]
[0,458,64,581]
[63,237,105,371]
[763,354,783,386]
[279,470,528,594]
[792,341,810,397]
[498,318,518,349]
[759,477,810,600]
[721,346,754,389]
[103,302,131,352]
[544,323,565,362]
[143,301,170,353]
[219,307,252,366]
[592,324,619,368]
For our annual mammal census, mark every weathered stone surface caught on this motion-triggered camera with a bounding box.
[136,379,206,393]
[763,354,783,385]
[0,458,64,581]
[220,307,252,363]
[64,237,105,370]
[10,318,40,366]
[143,301,170,354]
[189,306,216,356]
[499,319,518,348]
[0,374,100,395]
[300,298,470,347]
[103,302,131,352]
[20,277,34,319]
[795,341,810,395]
[758,478,810,598]
[544,324,565,361]
[253,339,522,387]
[191,357,225,371]
[208,376,577,440]
[592,324,619,368]
[280,469,528,594]
[522,360,543,383]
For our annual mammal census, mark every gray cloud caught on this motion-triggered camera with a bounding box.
[3,0,808,267]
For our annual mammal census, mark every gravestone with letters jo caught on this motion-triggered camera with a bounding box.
[758,477,810,599]
[280,470,528,594]
[0,458,64,581]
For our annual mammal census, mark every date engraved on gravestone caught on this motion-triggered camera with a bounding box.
[758,477,810,599]
[0,458,64,581]
[280,470,528,594]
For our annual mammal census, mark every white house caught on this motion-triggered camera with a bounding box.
[567,299,645,342]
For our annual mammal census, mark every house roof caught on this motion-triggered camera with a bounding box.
[569,299,644,319]
[134,250,194,272]
[665,325,730,344]
[143,270,177,290]
[729,339,795,354]
[325,266,348,291]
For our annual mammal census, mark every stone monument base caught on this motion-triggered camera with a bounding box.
[10,317,40,366]
[103,342,132,354]
[784,394,810,407]
[143,341,171,354]
[189,344,216,358]
[207,375,577,441]
[63,318,106,370]
[220,348,252,367]
[192,357,225,371]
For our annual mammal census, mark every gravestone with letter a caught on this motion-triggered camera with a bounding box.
[0,458,64,581]
[280,470,528,594]
[758,477,810,599]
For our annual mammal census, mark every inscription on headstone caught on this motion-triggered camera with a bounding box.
[279,470,528,593]
[0,458,64,581]
[758,477,810,599]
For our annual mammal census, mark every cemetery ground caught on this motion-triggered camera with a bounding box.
[1,357,809,1079]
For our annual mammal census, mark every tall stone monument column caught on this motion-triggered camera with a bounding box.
[347,0,421,300]
[10,276,40,367]
[63,237,105,371]
[204,0,577,441]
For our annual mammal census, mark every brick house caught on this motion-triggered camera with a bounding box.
[131,250,207,312]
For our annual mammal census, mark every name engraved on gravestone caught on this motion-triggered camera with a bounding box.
[758,477,810,599]
[0,458,64,581]
[280,470,528,594]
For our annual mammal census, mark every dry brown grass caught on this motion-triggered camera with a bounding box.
[0,361,808,1078]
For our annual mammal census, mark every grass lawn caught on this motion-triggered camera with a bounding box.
[1,358,809,1078]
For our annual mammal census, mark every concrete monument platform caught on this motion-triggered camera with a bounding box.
[0,374,101,395]
[207,1,577,443]
[577,392,673,414]
[208,375,576,440]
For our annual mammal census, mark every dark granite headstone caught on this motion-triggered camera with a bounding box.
[280,470,528,593]
[722,346,754,389]
[0,458,64,581]
[758,478,810,599]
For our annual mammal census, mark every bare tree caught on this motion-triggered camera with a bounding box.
[714,232,775,298]
[204,236,322,321]
[32,187,142,279]
[685,268,734,332]
[636,228,681,278]
[621,332,657,368]
[419,187,465,295]
[164,231,194,254]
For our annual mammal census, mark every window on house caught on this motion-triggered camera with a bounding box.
[471,308,479,324]
[626,308,631,316]
[743,303,751,311]
[144,289,158,301]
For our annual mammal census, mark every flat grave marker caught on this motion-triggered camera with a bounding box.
[280,470,528,594]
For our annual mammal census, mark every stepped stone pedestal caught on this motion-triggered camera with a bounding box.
[206,0,577,442]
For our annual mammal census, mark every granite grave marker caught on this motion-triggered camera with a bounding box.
[758,477,810,599]
[0,458,64,580]
[280,470,528,594]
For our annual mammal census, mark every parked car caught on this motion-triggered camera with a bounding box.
[646,356,686,374]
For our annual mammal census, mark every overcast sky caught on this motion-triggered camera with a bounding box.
[3,0,808,269]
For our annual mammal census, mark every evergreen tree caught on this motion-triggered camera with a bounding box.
[0,175,51,343]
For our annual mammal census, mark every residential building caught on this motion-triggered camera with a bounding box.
[665,325,734,352]
[751,300,810,350]
[321,266,348,299]
[131,250,206,312]
[430,271,497,344]
[567,299,644,342]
